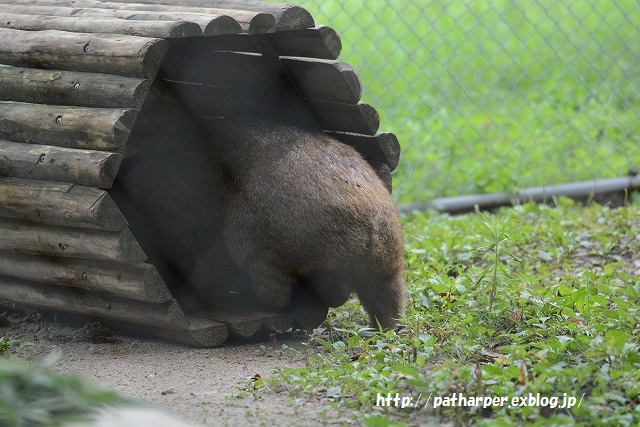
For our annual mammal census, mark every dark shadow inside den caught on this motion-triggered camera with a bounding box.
[108,35,327,315]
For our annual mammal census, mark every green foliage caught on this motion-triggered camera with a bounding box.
[0,357,131,427]
[475,211,521,311]
[0,337,31,356]
[268,0,640,202]
[269,203,640,426]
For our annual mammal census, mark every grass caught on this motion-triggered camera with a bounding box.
[270,0,640,203]
[0,316,128,427]
[0,337,30,356]
[261,200,640,426]
[0,357,131,427]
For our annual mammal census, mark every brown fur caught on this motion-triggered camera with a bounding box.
[112,115,405,329]
[209,118,406,329]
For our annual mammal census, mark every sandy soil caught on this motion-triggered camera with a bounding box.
[0,313,349,426]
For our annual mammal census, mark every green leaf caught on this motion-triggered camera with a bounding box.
[604,330,629,352]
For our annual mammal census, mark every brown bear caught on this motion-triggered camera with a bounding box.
[209,118,406,329]
[112,115,405,329]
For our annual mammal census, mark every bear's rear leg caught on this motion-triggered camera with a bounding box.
[302,269,351,308]
[247,257,296,308]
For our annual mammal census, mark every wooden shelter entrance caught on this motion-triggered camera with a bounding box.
[0,0,400,347]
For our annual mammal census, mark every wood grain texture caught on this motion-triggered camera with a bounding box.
[1,4,242,36]
[310,101,380,135]
[0,12,202,38]
[0,27,167,78]
[0,217,146,262]
[0,103,137,152]
[281,57,362,104]
[0,177,128,231]
[0,277,189,330]
[196,310,263,338]
[0,67,151,109]
[0,253,171,303]
[327,131,401,171]
[69,0,316,30]
[0,140,122,188]
[0,1,273,34]
[269,25,341,60]
[128,316,229,347]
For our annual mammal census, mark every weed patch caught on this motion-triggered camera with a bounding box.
[269,202,640,426]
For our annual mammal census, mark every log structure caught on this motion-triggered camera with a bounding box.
[0,0,400,347]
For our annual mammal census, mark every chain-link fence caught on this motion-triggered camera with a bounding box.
[285,0,640,204]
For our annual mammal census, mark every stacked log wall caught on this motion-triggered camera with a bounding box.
[0,0,399,346]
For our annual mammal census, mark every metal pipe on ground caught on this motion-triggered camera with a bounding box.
[399,174,640,215]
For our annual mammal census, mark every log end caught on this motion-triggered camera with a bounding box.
[114,109,139,149]
[334,62,362,103]
[248,13,277,35]
[317,26,342,60]
[98,153,123,189]
[141,38,168,79]
[359,103,381,135]
[204,16,243,36]
[197,310,264,338]
[142,266,173,304]
[277,6,315,31]
[132,79,153,110]
[118,227,148,264]
[377,132,401,171]
[167,21,202,38]
[183,316,229,348]
[117,316,229,348]
[84,189,131,232]
[327,131,401,172]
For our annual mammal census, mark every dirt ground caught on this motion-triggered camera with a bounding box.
[0,312,350,426]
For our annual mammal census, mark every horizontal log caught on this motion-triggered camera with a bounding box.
[0,28,167,78]
[0,103,137,152]
[309,101,379,135]
[0,217,146,262]
[162,25,340,59]
[84,0,315,31]
[0,140,122,188]
[128,316,229,347]
[82,1,275,34]
[326,131,401,171]
[0,177,128,231]
[86,0,274,33]
[0,12,202,38]
[196,310,262,338]
[281,57,362,104]
[0,67,151,109]
[0,253,171,303]
[196,309,295,338]
[0,276,189,330]
[269,26,342,60]
[0,4,245,36]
